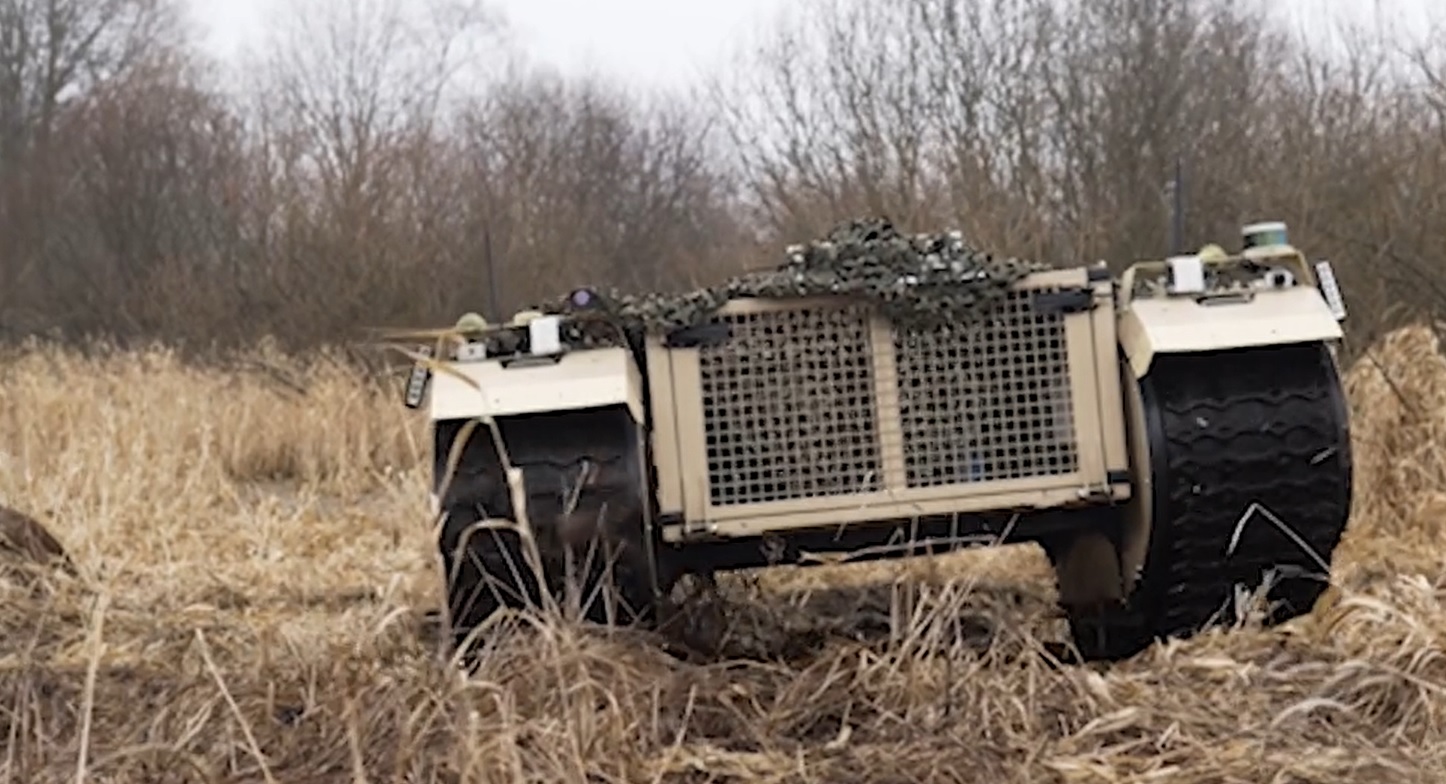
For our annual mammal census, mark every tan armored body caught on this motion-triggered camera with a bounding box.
[393,218,1353,662]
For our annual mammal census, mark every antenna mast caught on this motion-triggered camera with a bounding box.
[1169,157,1185,255]
[483,223,501,323]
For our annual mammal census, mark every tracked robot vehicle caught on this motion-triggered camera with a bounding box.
[401,220,1353,662]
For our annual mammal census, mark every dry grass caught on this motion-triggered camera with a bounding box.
[1,327,1445,783]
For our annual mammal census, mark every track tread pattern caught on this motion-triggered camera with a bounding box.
[1069,341,1353,660]
[435,418,663,655]
[441,503,660,653]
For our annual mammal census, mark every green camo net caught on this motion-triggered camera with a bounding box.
[539,217,1056,334]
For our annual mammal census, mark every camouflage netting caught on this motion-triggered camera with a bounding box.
[540,217,1057,334]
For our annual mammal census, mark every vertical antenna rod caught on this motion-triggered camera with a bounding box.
[483,223,501,323]
[1170,157,1185,255]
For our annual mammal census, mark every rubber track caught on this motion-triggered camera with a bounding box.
[1073,341,1353,660]
[436,419,662,655]
[440,499,661,654]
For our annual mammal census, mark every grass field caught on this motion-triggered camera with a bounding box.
[1,326,1444,783]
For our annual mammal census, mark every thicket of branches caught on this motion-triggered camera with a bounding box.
[1,0,1443,354]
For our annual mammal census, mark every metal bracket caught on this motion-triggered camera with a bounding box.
[664,321,732,349]
[1031,287,1097,315]
[499,353,565,369]
[682,516,719,540]
[1315,260,1347,321]
[403,345,433,409]
[656,512,717,543]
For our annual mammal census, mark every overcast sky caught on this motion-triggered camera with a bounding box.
[183,0,1440,90]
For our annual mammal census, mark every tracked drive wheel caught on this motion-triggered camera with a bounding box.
[438,507,539,649]
[1063,340,1353,662]
[438,501,661,652]
[434,412,668,656]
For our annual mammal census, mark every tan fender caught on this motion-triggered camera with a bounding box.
[1118,286,1343,379]
[1116,356,1154,596]
[427,347,645,423]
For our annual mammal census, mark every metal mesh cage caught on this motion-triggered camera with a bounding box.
[696,290,1082,508]
[893,289,1078,488]
[698,304,883,506]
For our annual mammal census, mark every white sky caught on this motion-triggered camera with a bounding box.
[183,0,1439,90]
[184,0,788,88]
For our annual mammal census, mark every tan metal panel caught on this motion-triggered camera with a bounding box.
[667,347,711,528]
[1064,300,1106,486]
[428,347,643,423]
[868,312,907,492]
[660,483,1128,542]
[645,337,684,516]
[1088,278,1131,476]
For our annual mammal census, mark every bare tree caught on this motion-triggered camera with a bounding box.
[0,0,181,166]
[234,0,502,339]
[0,0,185,334]
[43,49,251,337]
[454,70,747,312]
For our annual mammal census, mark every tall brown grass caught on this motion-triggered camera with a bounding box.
[1,328,1444,783]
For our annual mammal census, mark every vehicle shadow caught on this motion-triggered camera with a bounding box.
[652,573,1078,666]
[414,572,1087,668]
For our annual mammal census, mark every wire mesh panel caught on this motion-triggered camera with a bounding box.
[698,304,883,506]
[893,288,1079,487]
